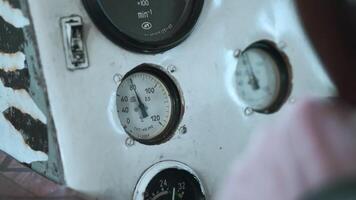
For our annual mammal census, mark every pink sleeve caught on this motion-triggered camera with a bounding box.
[217,99,356,200]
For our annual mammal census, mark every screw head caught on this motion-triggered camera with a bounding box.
[234,49,242,57]
[244,107,254,116]
[278,41,287,50]
[113,73,123,85]
[167,65,177,73]
[125,137,135,147]
[179,125,187,135]
[289,97,296,104]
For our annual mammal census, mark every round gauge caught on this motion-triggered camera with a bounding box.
[116,64,183,145]
[82,0,204,53]
[133,161,206,200]
[235,41,291,113]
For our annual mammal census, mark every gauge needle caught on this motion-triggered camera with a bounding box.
[172,187,176,200]
[244,53,260,90]
[130,79,149,119]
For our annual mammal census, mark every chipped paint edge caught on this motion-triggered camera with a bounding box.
[0,0,48,164]
[0,0,29,28]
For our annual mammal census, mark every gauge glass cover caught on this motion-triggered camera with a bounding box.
[235,42,290,113]
[116,65,183,145]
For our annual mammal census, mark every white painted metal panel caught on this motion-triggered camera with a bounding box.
[28,0,335,199]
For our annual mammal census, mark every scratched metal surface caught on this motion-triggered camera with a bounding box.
[28,0,336,199]
[0,0,63,183]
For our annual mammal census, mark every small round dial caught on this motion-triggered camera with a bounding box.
[133,161,206,200]
[235,41,291,113]
[116,64,183,145]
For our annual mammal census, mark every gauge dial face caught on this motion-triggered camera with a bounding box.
[143,169,204,200]
[134,161,206,200]
[235,42,290,113]
[116,65,182,144]
[83,0,204,53]
[99,0,192,42]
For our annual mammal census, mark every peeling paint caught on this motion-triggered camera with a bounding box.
[0,114,48,163]
[0,51,47,164]
[0,15,25,53]
[0,79,48,163]
[0,68,30,90]
[0,82,47,123]
[0,0,29,28]
[0,0,63,180]
[0,52,26,70]
[3,107,48,152]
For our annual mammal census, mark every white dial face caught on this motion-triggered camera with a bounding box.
[116,72,172,141]
[235,48,281,111]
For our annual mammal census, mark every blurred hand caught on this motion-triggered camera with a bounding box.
[296,0,356,106]
[217,99,356,200]
[217,2,356,198]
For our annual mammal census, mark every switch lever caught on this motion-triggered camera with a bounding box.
[61,15,89,70]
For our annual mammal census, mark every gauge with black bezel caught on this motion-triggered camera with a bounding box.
[82,0,204,53]
[133,161,206,200]
[235,40,292,113]
[116,64,183,145]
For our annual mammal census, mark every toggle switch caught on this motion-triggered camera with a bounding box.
[60,15,89,70]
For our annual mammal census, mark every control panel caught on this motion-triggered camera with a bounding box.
[28,0,335,199]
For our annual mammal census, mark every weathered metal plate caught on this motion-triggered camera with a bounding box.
[0,0,63,183]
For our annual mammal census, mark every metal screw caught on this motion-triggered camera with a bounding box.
[167,65,177,73]
[113,73,123,85]
[244,107,254,116]
[179,125,187,135]
[289,97,296,104]
[234,49,242,57]
[278,41,287,50]
[125,137,135,147]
